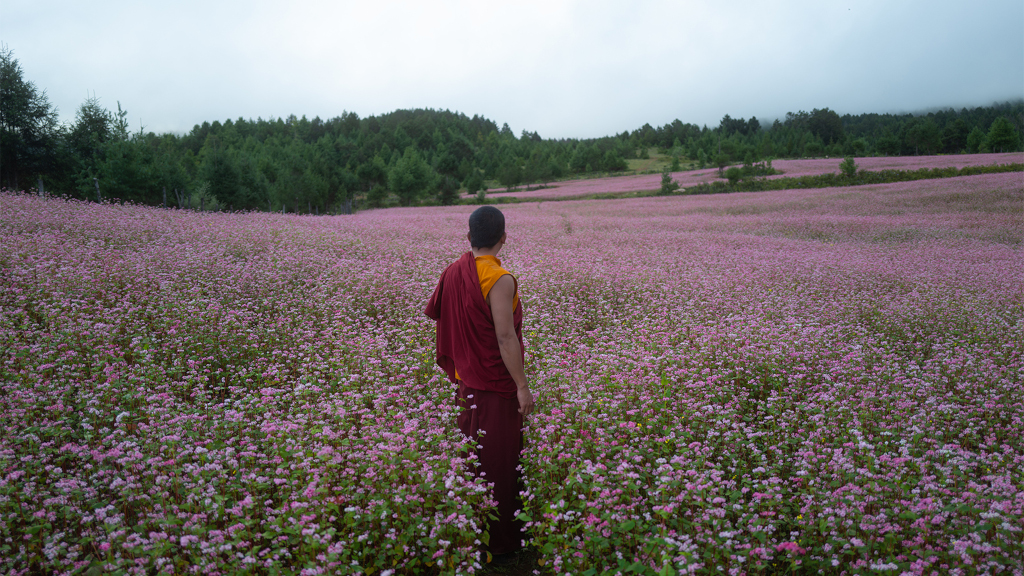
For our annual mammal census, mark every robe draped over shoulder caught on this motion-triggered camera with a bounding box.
[424,251,524,399]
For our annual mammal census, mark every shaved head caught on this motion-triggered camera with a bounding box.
[469,206,505,249]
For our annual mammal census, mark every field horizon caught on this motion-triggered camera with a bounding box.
[469,152,1024,201]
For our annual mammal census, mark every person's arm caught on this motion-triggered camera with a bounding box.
[489,275,534,416]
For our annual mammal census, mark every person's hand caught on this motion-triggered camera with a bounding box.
[517,386,535,417]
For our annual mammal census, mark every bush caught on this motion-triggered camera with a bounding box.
[658,170,680,195]
[840,156,857,178]
[185,180,223,211]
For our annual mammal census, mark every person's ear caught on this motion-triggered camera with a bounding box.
[467,231,472,244]
[500,232,507,244]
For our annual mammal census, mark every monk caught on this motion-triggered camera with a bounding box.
[424,206,535,561]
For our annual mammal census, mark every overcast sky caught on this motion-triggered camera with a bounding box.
[3,0,1022,139]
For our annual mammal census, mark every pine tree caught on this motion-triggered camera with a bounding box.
[0,45,61,189]
[986,117,1019,153]
[388,147,436,206]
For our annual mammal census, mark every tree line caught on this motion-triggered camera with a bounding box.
[2,46,1021,212]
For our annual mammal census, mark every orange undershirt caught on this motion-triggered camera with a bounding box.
[455,255,518,380]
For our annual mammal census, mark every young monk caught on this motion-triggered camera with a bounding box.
[424,206,535,561]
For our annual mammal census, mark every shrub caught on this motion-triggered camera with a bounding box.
[840,156,857,178]
[658,170,680,195]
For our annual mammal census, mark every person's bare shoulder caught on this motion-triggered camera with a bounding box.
[487,274,515,307]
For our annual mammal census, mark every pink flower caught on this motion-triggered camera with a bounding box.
[775,542,806,555]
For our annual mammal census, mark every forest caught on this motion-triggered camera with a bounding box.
[2,46,1022,212]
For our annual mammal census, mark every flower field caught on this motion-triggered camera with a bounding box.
[2,172,1023,575]
[476,153,1024,200]
[765,153,1024,180]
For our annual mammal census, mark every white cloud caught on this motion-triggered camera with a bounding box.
[2,0,1021,138]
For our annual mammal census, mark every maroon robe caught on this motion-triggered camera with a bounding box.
[424,251,525,555]
[424,252,524,396]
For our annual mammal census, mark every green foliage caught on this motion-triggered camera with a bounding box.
[670,155,681,171]
[658,170,680,195]
[436,175,459,206]
[84,137,158,203]
[388,147,436,206]
[0,45,62,189]
[987,117,1019,153]
[724,166,742,184]
[548,157,565,179]
[463,170,483,195]
[714,153,730,176]
[807,107,844,144]
[200,140,241,206]
[366,184,388,208]
[602,149,628,171]
[497,160,523,190]
[875,130,901,156]
[523,150,552,184]
[570,144,602,174]
[839,156,857,178]
[187,180,223,211]
[69,96,112,162]
[356,154,388,190]
[602,147,626,170]
[906,118,942,155]
[941,117,970,153]
[965,127,987,153]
